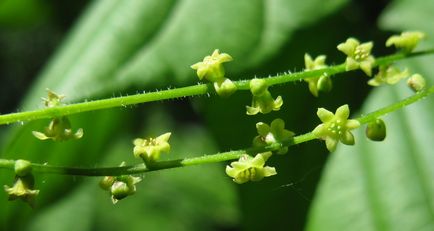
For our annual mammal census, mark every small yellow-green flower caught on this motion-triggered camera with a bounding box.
[226,152,277,184]
[133,132,171,162]
[253,118,295,154]
[32,116,84,141]
[304,54,332,97]
[246,79,283,115]
[312,104,360,152]
[4,174,39,207]
[368,65,409,86]
[337,38,375,76]
[43,89,65,108]
[386,31,426,53]
[191,49,233,82]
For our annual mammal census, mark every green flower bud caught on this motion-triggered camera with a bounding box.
[110,181,131,202]
[365,118,386,141]
[317,75,333,93]
[407,74,426,92]
[226,152,277,184]
[14,159,32,177]
[250,79,268,96]
[312,104,360,152]
[99,176,115,191]
[214,78,237,97]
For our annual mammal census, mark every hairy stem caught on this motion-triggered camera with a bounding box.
[1,85,432,176]
[0,50,433,125]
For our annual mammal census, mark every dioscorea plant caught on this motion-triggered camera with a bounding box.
[1,31,433,208]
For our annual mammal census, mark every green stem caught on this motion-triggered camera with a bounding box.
[1,85,432,176]
[0,50,433,125]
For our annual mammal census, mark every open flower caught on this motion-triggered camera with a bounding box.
[4,174,39,207]
[386,31,426,53]
[304,54,332,97]
[32,116,84,141]
[246,79,283,115]
[368,65,409,86]
[191,49,233,82]
[133,132,171,162]
[337,38,375,76]
[253,118,295,154]
[226,152,277,184]
[312,104,360,152]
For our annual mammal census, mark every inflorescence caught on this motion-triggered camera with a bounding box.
[1,31,431,205]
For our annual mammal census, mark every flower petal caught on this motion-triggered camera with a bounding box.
[335,104,350,120]
[325,137,338,152]
[317,108,334,122]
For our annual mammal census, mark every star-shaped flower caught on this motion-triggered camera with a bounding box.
[368,65,409,86]
[133,132,171,162]
[312,104,360,152]
[304,54,332,97]
[253,118,295,154]
[226,152,277,184]
[191,49,233,82]
[337,38,375,76]
[386,31,426,53]
[4,174,39,207]
[246,79,283,115]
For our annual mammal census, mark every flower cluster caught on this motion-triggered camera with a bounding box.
[226,152,277,184]
[304,54,332,96]
[133,132,171,163]
[246,79,283,115]
[312,104,360,152]
[191,49,237,97]
[337,38,375,76]
[32,90,83,141]
[253,118,294,154]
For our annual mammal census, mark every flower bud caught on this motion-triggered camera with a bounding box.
[317,75,333,93]
[14,159,32,177]
[407,74,426,92]
[365,119,386,141]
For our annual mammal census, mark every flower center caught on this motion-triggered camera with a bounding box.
[327,119,344,136]
[354,46,369,61]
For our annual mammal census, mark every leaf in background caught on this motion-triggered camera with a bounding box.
[307,0,434,230]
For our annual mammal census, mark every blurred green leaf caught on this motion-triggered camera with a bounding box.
[307,0,434,230]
